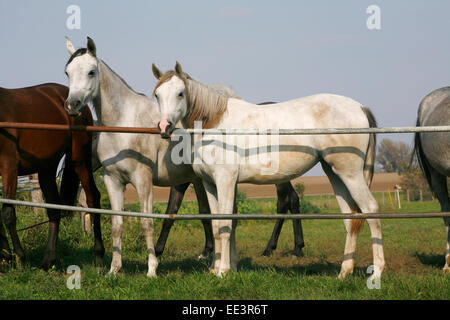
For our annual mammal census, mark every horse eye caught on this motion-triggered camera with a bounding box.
[178,92,184,98]
[88,70,96,77]
[155,94,159,100]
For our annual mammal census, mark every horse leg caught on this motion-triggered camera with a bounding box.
[202,180,220,273]
[428,168,450,272]
[262,184,287,256]
[71,161,105,269]
[39,170,61,270]
[0,166,25,266]
[192,179,214,260]
[104,174,125,275]
[70,131,105,268]
[214,172,238,277]
[287,182,305,257]
[134,176,158,278]
[229,184,239,272]
[330,165,384,280]
[155,182,190,257]
[321,162,360,278]
[0,220,11,262]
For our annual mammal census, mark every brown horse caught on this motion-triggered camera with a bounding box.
[0,83,104,269]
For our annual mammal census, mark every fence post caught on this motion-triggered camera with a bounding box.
[406,190,410,202]
[420,189,423,202]
[78,187,92,234]
[396,189,401,209]
[30,174,44,214]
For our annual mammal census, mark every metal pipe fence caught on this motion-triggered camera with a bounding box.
[1,122,450,135]
[0,121,449,222]
[1,198,449,220]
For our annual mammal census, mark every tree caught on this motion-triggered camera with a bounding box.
[375,139,412,173]
[294,183,305,199]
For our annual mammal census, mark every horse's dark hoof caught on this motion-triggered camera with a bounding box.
[96,258,105,268]
[41,257,55,271]
[198,249,213,261]
[16,256,26,269]
[290,247,304,258]
[154,246,164,257]
[261,248,274,257]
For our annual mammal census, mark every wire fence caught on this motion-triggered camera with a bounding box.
[0,121,449,222]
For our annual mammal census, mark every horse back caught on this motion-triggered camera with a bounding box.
[416,87,450,180]
[0,83,93,174]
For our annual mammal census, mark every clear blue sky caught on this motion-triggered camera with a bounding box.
[1,0,449,176]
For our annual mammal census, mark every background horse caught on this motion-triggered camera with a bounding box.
[0,83,104,269]
[64,37,306,277]
[152,62,383,278]
[415,86,450,272]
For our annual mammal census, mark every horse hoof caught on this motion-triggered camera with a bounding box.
[95,257,105,269]
[40,259,55,271]
[442,267,450,274]
[337,269,352,280]
[290,248,304,258]
[146,271,157,278]
[261,249,273,257]
[198,253,210,261]
[217,269,229,278]
[108,265,121,276]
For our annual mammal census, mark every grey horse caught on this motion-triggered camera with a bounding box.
[415,86,450,272]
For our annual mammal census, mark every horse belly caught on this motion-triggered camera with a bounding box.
[237,147,318,184]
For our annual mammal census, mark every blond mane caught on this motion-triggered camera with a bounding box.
[154,70,237,129]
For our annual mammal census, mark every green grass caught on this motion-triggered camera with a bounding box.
[0,198,448,300]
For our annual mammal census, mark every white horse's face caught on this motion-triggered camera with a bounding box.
[154,75,187,138]
[64,37,100,116]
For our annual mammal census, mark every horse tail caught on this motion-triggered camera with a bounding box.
[59,154,80,216]
[350,106,378,235]
[362,106,377,187]
[414,117,433,193]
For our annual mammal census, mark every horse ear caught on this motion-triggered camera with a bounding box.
[152,64,162,80]
[175,61,183,77]
[65,36,76,55]
[87,37,97,56]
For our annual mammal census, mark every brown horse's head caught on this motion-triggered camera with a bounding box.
[64,37,99,116]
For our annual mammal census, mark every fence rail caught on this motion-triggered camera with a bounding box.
[1,122,449,222]
[1,198,449,221]
[1,122,450,135]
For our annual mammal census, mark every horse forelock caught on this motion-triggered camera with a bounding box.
[65,48,92,68]
[152,70,178,97]
[153,71,234,129]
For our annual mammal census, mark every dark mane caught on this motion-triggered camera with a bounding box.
[65,48,88,67]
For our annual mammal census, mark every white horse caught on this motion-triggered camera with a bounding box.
[63,38,306,276]
[63,38,216,277]
[152,62,385,279]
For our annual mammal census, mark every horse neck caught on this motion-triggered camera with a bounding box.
[93,60,146,126]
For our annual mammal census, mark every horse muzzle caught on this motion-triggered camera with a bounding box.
[157,121,174,139]
[64,99,83,117]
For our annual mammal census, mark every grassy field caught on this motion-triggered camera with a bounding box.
[0,195,448,300]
